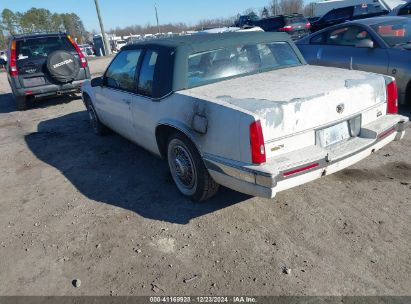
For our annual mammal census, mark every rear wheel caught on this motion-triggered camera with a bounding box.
[167,132,219,201]
[15,96,27,111]
[84,96,108,135]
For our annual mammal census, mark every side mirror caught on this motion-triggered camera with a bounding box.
[91,76,103,87]
[355,39,374,48]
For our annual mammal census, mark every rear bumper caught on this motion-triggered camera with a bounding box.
[204,114,409,199]
[10,68,90,98]
[13,80,85,98]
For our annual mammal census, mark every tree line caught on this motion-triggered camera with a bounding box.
[0,0,317,49]
[0,8,87,49]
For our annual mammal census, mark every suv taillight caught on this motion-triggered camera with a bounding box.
[305,22,311,29]
[250,120,266,164]
[10,40,18,76]
[67,35,88,68]
[279,25,294,31]
[386,80,398,114]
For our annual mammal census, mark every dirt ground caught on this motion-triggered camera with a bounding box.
[0,57,410,296]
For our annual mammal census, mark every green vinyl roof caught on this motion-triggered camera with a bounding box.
[121,32,306,97]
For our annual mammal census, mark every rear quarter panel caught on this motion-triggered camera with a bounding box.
[387,48,411,102]
[132,92,257,163]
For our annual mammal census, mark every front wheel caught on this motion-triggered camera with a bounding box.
[84,95,108,135]
[167,132,219,201]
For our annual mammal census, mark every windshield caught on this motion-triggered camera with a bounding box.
[371,19,411,46]
[187,41,301,88]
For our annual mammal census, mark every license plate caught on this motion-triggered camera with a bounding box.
[316,121,351,147]
[23,77,45,87]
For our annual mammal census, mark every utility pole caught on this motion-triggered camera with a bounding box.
[94,0,111,55]
[155,4,160,34]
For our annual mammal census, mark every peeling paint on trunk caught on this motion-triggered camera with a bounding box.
[216,96,284,128]
[182,65,387,141]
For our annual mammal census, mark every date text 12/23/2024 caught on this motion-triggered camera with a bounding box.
[149,296,257,303]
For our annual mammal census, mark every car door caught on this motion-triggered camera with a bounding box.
[130,49,161,152]
[316,25,389,74]
[94,49,142,140]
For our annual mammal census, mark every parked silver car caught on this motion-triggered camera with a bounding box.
[296,16,411,105]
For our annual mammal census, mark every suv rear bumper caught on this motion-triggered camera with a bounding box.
[204,114,409,198]
[12,79,86,98]
[9,68,90,98]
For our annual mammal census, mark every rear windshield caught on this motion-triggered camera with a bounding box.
[187,41,301,88]
[286,16,307,24]
[16,36,75,61]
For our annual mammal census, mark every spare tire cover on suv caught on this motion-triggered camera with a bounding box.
[46,50,80,83]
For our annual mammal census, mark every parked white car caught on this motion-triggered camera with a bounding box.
[78,44,95,57]
[81,32,408,201]
[115,40,127,51]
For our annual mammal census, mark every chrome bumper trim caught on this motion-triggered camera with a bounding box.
[203,118,407,191]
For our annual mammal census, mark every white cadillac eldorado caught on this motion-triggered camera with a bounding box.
[81,32,408,201]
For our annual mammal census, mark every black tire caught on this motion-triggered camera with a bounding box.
[15,95,27,111]
[46,50,80,83]
[83,95,108,136]
[167,132,219,201]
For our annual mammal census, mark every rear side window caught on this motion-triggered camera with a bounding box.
[325,26,372,46]
[15,36,75,61]
[138,50,158,97]
[105,49,142,91]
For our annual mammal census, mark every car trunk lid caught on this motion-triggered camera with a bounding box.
[184,65,386,143]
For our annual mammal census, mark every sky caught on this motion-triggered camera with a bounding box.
[1,0,275,32]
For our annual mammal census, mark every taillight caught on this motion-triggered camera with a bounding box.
[10,40,18,76]
[250,120,266,164]
[386,80,398,114]
[67,35,88,68]
[305,22,311,29]
[279,25,294,31]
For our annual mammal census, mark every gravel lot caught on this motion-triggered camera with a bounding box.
[0,57,410,296]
